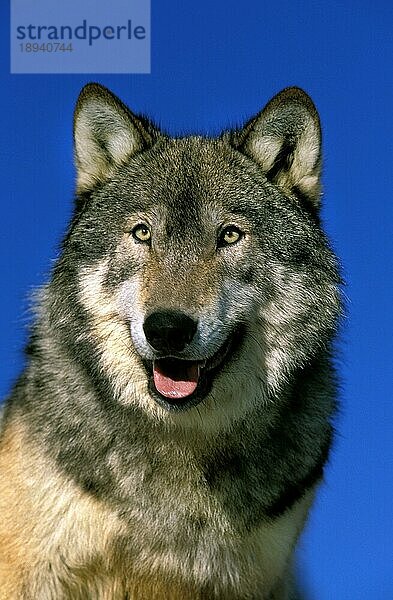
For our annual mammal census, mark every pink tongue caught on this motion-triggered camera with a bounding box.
[153,360,199,399]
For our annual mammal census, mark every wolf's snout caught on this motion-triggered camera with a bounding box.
[143,310,198,354]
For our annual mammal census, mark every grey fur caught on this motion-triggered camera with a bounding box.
[0,84,341,599]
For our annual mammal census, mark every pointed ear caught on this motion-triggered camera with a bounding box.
[235,87,322,207]
[73,83,157,193]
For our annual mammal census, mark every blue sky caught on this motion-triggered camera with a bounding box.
[1,1,392,597]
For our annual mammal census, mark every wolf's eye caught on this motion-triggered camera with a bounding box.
[132,224,151,243]
[218,226,243,247]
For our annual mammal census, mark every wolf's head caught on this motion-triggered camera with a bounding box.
[45,84,340,427]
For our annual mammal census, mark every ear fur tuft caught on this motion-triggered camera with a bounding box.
[235,87,322,207]
[73,83,156,193]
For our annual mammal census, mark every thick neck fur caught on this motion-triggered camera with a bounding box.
[14,309,335,531]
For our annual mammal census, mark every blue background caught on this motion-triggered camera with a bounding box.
[1,2,392,597]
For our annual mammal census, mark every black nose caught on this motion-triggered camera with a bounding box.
[143,310,198,354]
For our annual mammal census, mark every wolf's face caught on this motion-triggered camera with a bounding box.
[49,84,340,425]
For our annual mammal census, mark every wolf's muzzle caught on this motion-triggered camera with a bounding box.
[143,310,198,354]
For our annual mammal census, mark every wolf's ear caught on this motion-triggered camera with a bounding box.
[73,83,156,193]
[236,87,322,207]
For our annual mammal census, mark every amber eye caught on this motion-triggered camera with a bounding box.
[132,224,151,243]
[218,226,243,247]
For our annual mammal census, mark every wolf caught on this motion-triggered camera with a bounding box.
[0,84,341,599]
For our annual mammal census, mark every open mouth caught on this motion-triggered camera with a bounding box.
[144,327,244,412]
